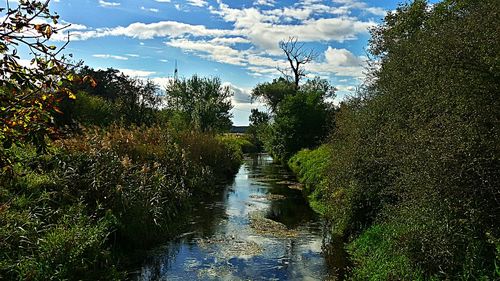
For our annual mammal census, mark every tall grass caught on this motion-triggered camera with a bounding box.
[1,126,242,280]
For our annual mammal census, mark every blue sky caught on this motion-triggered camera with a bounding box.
[7,0,426,125]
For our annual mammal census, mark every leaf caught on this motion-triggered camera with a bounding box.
[44,25,52,38]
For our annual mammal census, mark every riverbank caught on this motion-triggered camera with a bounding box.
[132,154,336,280]
[0,126,243,280]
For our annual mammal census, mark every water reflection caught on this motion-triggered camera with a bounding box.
[132,154,344,280]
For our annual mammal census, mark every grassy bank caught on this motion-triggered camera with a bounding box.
[0,126,242,280]
[288,145,331,215]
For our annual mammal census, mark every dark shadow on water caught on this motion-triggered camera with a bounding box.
[130,154,349,280]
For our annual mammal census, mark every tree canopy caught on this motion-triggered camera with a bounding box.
[165,75,233,133]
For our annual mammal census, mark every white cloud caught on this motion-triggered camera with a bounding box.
[141,6,160,13]
[99,0,120,7]
[55,0,381,80]
[253,0,275,7]
[92,54,128,60]
[223,82,253,104]
[324,47,364,67]
[166,38,248,66]
[306,47,367,78]
[155,0,171,2]
[68,21,240,41]
[211,1,375,53]
[186,0,208,7]
[151,77,175,89]
[118,68,156,77]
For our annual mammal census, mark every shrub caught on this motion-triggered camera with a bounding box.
[288,145,332,214]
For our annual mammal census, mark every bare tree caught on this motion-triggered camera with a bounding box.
[278,37,316,89]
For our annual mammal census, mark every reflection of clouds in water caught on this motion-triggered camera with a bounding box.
[134,155,334,280]
[299,237,323,253]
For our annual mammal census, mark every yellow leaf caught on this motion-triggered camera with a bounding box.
[68,93,76,100]
[44,26,52,38]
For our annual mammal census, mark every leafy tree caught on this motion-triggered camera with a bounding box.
[249,108,270,126]
[265,79,334,161]
[0,0,81,170]
[247,109,270,152]
[165,75,233,133]
[64,67,161,126]
[321,0,500,278]
[251,77,296,113]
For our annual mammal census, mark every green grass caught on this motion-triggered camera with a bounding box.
[1,127,244,280]
[288,145,332,214]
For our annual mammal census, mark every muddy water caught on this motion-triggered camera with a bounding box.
[132,154,344,280]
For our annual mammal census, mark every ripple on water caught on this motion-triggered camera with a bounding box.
[133,155,338,281]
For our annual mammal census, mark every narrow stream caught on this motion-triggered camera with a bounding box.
[132,154,344,280]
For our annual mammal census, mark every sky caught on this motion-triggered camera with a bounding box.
[7,0,424,125]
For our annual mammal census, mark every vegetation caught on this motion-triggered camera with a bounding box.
[0,0,82,169]
[1,126,241,279]
[0,3,242,277]
[2,0,499,279]
[288,145,331,215]
[252,77,335,162]
[286,0,500,279]
[165,75,233,133]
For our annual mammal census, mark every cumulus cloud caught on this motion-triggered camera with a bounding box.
[211,1,375,53]
[55,0,382,80]
[118,68,156,77]
[68,21,240,41]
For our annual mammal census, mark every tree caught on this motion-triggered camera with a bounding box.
[247,109,270,152]
[322,0,500,278]
[165,75,233,133]
[251,77,296,113]
[63,67,161,126]
[265,79,334,161]
[1,0,80,170]
[279,36,316,89]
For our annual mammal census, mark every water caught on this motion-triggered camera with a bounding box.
[131,154,344,280]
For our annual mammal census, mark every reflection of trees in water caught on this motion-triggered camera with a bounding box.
[136,154,349,280]
[134,179,234,280]
[322,221,350,280]
[248,155,318,228]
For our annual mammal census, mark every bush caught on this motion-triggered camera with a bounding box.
[316,1,500,279]
[288,145,332,214]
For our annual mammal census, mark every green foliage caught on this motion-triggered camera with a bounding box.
[1,125,243,279]
[288,145,332,214]
[316,0,500,279]
[63,67,162,127]
[251,77,296,112]
[0,171,120,280]
[69,91,115,126]
[347,223,426,281]
[247,109,270,152]
[165,75,233,133]
[217,134,256,155]
[0,1,80,169]
[265,88,332,162]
